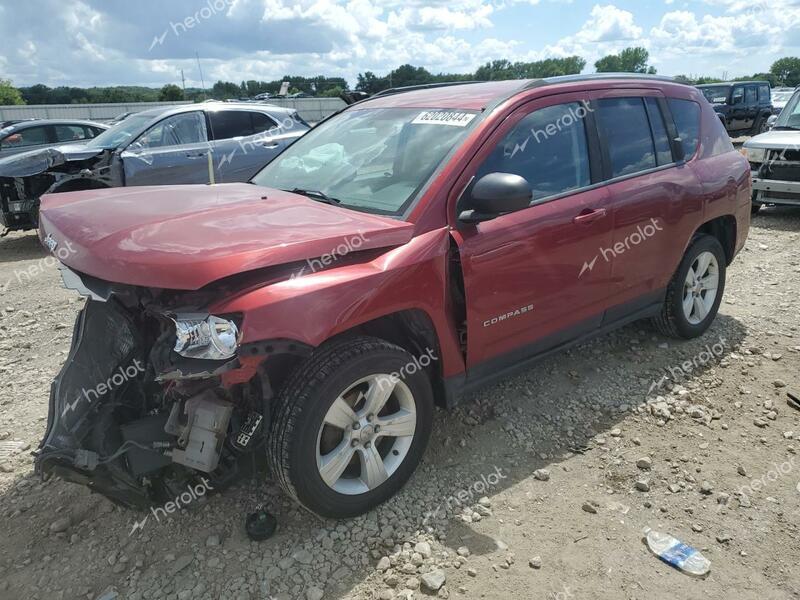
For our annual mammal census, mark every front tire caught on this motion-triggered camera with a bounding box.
[652,235,726,339]
[267,336,434,518]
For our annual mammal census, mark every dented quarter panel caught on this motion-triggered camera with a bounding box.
[209,227,467,378]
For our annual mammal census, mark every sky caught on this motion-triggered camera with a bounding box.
[1,0,799,89]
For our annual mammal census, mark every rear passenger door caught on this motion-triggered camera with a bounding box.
[594,92,704,315]
[209,110,289,182]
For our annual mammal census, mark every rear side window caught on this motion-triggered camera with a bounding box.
[745,86,757,104]
[53,124,92,143]
[476,102,591,201]
[667,99,701,159]
[251,112,278,135]
[209,111,254,140]
[595,97,657,177]
[759,85,771,103]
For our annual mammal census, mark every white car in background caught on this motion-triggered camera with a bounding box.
[743,87,800,214]
[771,87,795,114]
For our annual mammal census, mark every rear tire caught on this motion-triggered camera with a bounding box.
[267,336,434,518]
[652,235,726,339]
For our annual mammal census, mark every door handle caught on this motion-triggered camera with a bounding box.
[185,152,207,158]
[257,142,279,149]
[573,208,607,225]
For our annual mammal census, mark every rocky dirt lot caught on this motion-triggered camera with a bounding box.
[0,208,799,600]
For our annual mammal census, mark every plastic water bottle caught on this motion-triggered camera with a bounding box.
[643,528,711,576]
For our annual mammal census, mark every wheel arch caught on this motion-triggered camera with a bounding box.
[694,215,736,265]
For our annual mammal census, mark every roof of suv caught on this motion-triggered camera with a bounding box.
[360,73,685,111]
[696,81,770,88]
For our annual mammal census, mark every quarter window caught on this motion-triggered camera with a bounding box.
[595,97,657,178]
[667,99,701,159]
[476,102,592,201]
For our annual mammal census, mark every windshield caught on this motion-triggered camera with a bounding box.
[699,86,731,104]
[84,113,155,149]
[251,107,478,216]
[773,91,794,103]
[774,90,800,128]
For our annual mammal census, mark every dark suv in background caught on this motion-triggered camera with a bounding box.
[697,81,773,136]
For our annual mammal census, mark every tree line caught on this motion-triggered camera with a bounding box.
[3,49,800,106]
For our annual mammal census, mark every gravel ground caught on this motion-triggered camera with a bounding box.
[0,207,799,600]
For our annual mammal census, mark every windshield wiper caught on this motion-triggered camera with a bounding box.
[772,125,800,131]
[286,188,341,205]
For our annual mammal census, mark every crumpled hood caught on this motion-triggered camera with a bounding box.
[0,144,104,177]
[38,183,415,290]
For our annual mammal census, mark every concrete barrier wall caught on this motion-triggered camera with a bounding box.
[0,98,346,123]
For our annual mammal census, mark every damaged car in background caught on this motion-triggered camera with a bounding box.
[743,86,800,214]
[0,103,308,235]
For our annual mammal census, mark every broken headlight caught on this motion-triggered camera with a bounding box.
[172,314,240,360]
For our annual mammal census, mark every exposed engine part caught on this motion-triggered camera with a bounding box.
[120,414,173,476]
[165,389,234,473]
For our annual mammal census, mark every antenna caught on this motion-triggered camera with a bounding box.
[196,52,206,99]
[180,69,186,93]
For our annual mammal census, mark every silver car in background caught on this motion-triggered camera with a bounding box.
[0,119,107,158]
[0,103,310,233]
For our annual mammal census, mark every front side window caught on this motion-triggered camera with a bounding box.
[2,125,49,148]
[667,98,701,159]
[85,113,154,150]
[252,108,476,216]
[595,97,657,178]
[130,112,207,150]
[475,102,591,201]
[774,91,800,129]
[731,87,745,104]
[745,86,758,104]
[252,112,279,135]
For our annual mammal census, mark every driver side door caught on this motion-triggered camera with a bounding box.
[121,111,212,186]
[450,93,616,371]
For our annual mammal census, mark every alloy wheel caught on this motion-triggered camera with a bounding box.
[682,251,720,325]
[316,374,417,495]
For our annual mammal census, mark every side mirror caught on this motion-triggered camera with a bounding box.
[458,172,533,224]
[767,115,778,130]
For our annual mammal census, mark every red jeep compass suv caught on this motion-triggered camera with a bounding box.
[35,75,751,518]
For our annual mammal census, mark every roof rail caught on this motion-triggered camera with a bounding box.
[528,73,678,89]
[371,81,484,98]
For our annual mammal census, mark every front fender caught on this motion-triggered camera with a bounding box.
[210,227,466,378]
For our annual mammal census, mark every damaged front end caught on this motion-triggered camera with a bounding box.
[0,147,117,234]
[34,270,277,510]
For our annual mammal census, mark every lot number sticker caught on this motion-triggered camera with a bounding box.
[412,111,476,127]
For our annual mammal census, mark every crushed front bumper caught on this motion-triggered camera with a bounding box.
[34,298,152,507]
[751,174,800,205]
